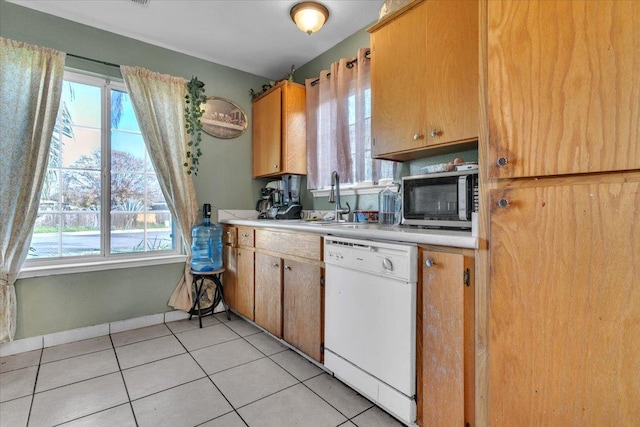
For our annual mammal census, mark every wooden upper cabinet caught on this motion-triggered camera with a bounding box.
[252,81,306,178]
[488,0,640,178]
[369,0,478,161]
[370,1,427,157]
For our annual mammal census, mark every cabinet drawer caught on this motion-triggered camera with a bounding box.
[255,230,322,261]
[237,226,254,247]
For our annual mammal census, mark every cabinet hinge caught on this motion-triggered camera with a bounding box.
[463,268,470,287]
[320,343,325,354]
[320,277,325,287]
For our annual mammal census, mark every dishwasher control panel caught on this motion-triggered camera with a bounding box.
[324,236,417,282]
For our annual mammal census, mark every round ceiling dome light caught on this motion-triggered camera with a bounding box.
[290,2,330,35]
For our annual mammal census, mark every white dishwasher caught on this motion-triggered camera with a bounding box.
[324,236,417,426]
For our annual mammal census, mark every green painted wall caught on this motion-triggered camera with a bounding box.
[0,0,268,339]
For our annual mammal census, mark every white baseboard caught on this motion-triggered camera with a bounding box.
[0,310,192,357]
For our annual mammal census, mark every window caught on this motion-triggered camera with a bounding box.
[346,88,394,185]
[305,49,396,193]
[26,71,177,263]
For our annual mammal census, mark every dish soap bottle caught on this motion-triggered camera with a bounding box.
[378,186,401,226]
[190,203,222,272]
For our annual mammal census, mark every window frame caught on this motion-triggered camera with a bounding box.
[20,70,184,278]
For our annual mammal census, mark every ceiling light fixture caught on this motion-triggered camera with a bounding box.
[290,2,329,35]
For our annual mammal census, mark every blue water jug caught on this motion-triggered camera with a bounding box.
[190,203,222,272]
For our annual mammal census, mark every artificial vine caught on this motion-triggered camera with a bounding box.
[184,76,207,175]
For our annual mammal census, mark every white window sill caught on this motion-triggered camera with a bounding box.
[18,253,187,279]
[311,182,399,198]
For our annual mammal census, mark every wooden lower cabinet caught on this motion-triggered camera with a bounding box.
[235,247,255,320]
[254,252,283,338]
[283,259,324,362]
[222,238,237,310]
[488,178,640,425]
[223,226,255,321]
[418,246,475,427]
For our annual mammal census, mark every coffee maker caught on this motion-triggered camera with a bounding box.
[256,181,280,219]
[275,174,303,219]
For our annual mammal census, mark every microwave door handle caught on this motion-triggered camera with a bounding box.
[458,176,468,220]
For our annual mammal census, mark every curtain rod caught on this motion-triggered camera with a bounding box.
[310,50,370,87]
[67,53,121,69]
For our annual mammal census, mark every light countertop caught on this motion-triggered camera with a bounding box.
[218,210,478,249]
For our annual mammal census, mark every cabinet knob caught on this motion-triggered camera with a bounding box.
[430,130,439,137]
[272,263,279,268]
[497,198,509,208]
[496,157,508,167]
[285,265,292,271]
[273,164,278,169]
[413,133,422,141]
[425,258,435,267]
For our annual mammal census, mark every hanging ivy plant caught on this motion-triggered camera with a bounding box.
[184,76,207,175]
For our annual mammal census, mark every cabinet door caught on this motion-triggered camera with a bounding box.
[281,83,307,175]
[235,247,255,320]
[488,0,640,178]
[371,1,427,157]
[283,260,323,362]
[222,244,237,310]
[254,252,283,338]
[488,180,640,425]
[253,86,282,177]
[424,0,478,147]
[222,225,238,310]
[419,248,475,427]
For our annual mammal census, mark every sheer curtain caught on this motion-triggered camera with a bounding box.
[120,66,199,312]
[0,38,65,342]
[306,47,393,189]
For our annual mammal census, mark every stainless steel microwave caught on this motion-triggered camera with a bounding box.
[401,169,479,229]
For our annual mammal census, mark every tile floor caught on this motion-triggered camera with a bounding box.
[0,312,404,427]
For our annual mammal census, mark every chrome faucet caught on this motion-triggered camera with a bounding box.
[328,170,351,222]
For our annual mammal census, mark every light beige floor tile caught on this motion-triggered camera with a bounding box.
[224,319,261,337]
[122,353,205,400]
[211,357,297,408]
[0,395,31,427]
[0,366,38,402]
[238,383,347,427]
[110,324,171,347]
[270,350,324,381]
[304,373,373,418]
[244,332,288,356]
[29,373,128,427]
[191,338,264,375]
[115,335,185,369]
[166,315,220,334]
[339,422,357,427]
[200,410,247,427]
[175,323,239,351]
[42,335,112,363]
[132,378,232,427]
[59,404,136,427]
[351,406,404,427]
[36,349,119,392]
[214,311,240,323]
[0,349,41,373]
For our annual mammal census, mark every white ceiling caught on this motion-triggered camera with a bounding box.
[7,0,384,79]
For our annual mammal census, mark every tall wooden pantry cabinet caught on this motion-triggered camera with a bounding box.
[482,1,640,425]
